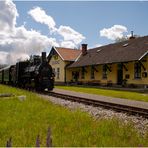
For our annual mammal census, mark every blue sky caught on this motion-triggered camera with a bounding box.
[0,0,148,64]
[14,1,148,47]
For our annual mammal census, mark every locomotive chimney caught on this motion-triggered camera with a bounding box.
[42,52,47,63]
[81,44,87,56]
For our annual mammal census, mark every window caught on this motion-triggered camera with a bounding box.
[102,65,107,79]
[57,68,60,79]
[134,63,141,79]
[52,68,56,77]
[81,67,85,79]
[72,71,79,82]
[53,55,58,60]
[91,66,95,79]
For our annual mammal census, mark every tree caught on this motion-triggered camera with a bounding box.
[115,36,128,43]
[115,34,140,43]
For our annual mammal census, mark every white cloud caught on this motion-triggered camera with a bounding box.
[57,25,85,45]
[6,52,30,64]
[0,51,28,65]
[14,26,59,53]
[28,7,85,48]
[60,41,76,48]
[0,1,60,65]
[100,25,127,40]
[28,7,56,32]
[0,0,18,33]
[0,1,85,65]
[0,51,9,64]
[0,25,59,64]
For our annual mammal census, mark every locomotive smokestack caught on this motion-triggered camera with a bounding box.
[42,52,47,63]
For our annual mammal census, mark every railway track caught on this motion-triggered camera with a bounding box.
[46,91,148,118]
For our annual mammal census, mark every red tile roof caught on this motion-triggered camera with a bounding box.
[52,47,81,61]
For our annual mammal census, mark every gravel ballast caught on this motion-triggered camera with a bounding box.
[40,94,148,136]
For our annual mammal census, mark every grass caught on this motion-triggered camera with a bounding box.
[56,85,148,102]
[0,84,148,146]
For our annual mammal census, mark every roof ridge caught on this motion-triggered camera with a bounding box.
[55,47,81,51]
[88,35,148,51]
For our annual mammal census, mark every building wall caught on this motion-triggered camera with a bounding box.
[66,56,148,87]
[123,56,148,85]
[49,54,66,82]
[67,64,118,84]
[49,54,72,83]
[65,68,74,82]
[49,52,148,87]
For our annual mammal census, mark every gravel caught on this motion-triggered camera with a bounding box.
[39,94,148,136]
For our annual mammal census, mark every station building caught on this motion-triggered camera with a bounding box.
[48,36,148,88]
[48,47,81,84]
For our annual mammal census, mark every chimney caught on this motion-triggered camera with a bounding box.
[42,52,47,63]
[129,31,135,40]
[81,44,87,56]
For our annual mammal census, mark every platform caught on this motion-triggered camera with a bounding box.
[53,88,148,110]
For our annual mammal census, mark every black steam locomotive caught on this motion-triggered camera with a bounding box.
[0,52,54,91]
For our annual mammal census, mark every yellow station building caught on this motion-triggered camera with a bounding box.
[48,47,81,84]
[48,36,148,88]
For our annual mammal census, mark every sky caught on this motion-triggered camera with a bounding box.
[0,0,148,64]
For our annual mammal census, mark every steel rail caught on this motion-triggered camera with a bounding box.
[46,91,148,118]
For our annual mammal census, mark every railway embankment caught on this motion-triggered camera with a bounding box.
[40,94,148,136]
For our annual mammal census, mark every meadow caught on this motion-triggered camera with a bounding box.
[0,84,148,146]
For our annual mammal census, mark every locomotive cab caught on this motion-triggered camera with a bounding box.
[0,65,15,85]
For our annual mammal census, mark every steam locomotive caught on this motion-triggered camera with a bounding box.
[0,52,54,91]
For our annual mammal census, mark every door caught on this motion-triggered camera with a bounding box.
[117,64,123,85]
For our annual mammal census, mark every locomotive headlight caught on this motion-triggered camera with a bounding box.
[44,88,48,91]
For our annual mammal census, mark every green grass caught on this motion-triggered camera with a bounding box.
[56,86,148,102]
[0,84,148,146]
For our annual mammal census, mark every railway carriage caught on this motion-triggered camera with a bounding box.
[0,69,3,83]
[0,65,15,85]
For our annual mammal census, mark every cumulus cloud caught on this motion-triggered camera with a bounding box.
[60,41,76,48]
[28,7,85,47]
[0,0,18,33]
[6,52,30,64]
[0,0,60,65]
[0,1,85,65]
[57,25,85,45]
[100,25,127,40]
[14,26,59,53]
[0,25,59,64]
[28,7,56,32]
[0,51,9,64]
